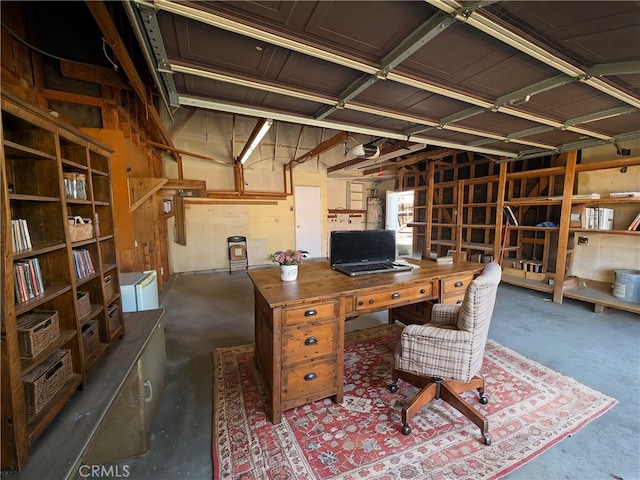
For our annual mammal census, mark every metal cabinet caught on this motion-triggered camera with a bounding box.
[86,319,167,464]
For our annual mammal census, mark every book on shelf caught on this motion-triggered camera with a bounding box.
[11,219,32,252]
[13,258,44,303]
[570,206,614,230]
[503,206,518,226]
[73,249,96,279]
[572,193,600,200]
[628,212,640,231]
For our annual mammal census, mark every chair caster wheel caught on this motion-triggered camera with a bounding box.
[388,383,398,393]
[483,434,491,446]
[479,395,488,404]
[401,424,411,435]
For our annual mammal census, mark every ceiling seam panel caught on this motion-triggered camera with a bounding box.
[565,107,637,127]
[143,0,379,74]
[171,63,336,105]
[172,57,562,150]
[178,94,519,157]
[314,11,456,120]
[427,0,640,109]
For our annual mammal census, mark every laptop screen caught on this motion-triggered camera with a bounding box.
[330,230,397,266]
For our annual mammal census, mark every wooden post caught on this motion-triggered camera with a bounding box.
[553,151,578,303]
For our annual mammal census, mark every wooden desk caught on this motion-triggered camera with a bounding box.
[248,260,483,424]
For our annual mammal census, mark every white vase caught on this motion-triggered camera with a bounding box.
[280,264,298,281]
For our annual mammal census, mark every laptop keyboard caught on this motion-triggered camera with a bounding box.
[344,262,393,273]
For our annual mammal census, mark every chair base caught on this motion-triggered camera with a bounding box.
[389,369,491,445]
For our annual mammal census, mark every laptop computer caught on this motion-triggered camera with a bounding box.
[329,230,414,276]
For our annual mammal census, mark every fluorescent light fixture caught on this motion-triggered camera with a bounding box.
[238,119,273,164]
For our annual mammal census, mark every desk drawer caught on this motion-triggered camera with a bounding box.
[282,321,337,365]
[441,273,474,304]
[355,283,434,311]
[282,358,337,403]
[283,302,338,326]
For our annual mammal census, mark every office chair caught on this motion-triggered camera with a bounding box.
[389,262,501,445]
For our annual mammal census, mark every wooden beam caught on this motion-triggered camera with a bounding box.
[40,88,107,108]
[395,148,461,168]
[185,198,278,206]
[169,108,198,139]
[84,1,173,147]
[147,140,232,166]
[128,177,168,212]
[292,131,350,164]
[206,190,287,201]
[59,60,129,89]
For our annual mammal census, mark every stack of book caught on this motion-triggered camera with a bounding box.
[14,258,44,303]
[571,206,615,230]
[11,219,32,252]
[73,249,95,279]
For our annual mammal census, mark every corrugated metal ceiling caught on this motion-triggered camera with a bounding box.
[130,0,640,171]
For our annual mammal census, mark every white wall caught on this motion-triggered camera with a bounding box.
[166,111,389,272]
[165,110,637,277]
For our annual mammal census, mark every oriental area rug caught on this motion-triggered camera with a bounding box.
[212,324,616,479]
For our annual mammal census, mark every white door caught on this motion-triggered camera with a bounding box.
[294,186,322,258]
[385,190,399,258]
[385,190,399,230]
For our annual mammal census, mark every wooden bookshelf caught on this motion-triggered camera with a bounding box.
[1,91,124,471]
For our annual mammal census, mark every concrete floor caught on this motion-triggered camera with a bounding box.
[116,269,640,480]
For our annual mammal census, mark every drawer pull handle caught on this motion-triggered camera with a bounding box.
[454,281,463,287]
[304,309,317,317]
[391,292,400,299]
[144,380,153,402]
[420,289,425,294]
[304,372,317,381]
[358,300,364,306]
[304,336,318,346]
[368,298,375,304]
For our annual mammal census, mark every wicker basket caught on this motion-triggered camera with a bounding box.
[77,291,91,319]
[68,216,93,242]
[107,304,120,335]
[17,311,60,359]
[104,275,113,299]
[81,321,99,360]
[22,349,73,415]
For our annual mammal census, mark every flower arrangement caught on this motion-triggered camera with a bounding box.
[270,249,306,265]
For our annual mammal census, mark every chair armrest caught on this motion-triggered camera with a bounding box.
[430,303,461,326]
[402,323,472,340]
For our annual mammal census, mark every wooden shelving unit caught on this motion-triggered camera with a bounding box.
[400,152,640,314]
[552,156,640,312]
[1,91,124,471]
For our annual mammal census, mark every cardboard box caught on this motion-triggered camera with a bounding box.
[570,205,587,228]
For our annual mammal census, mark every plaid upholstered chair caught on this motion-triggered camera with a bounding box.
[388,262,502,445]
